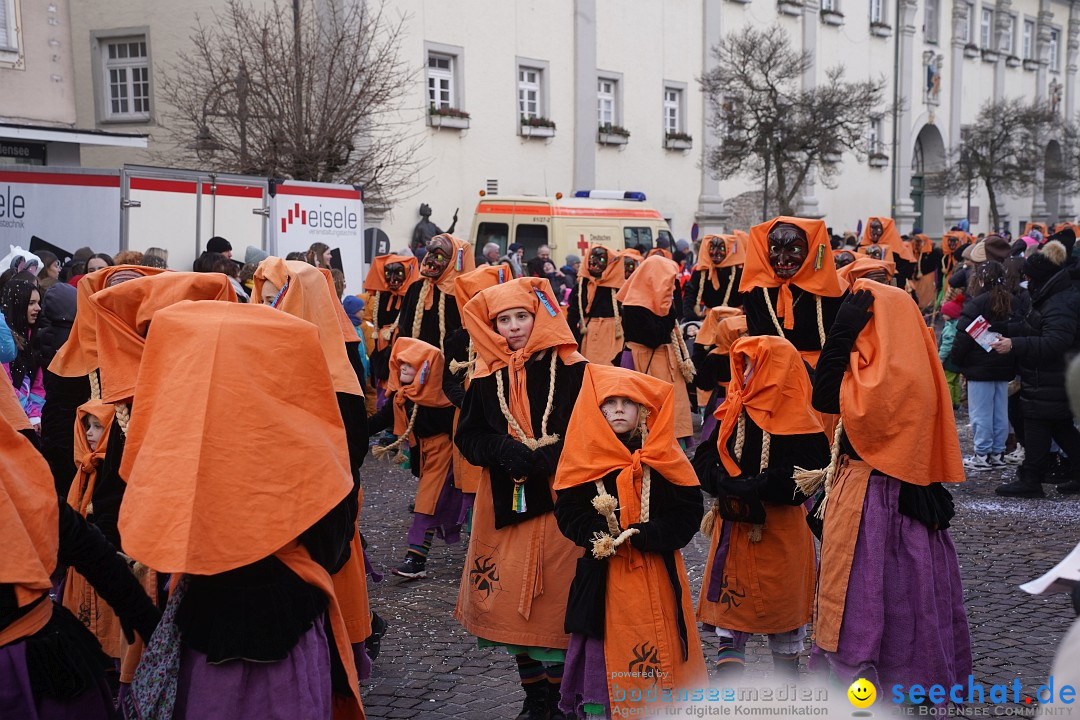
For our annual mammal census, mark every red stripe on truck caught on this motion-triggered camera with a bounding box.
[0,171,120,187]
[475,203,662,219]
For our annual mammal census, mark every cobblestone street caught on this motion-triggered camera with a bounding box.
[358,409,1080,718]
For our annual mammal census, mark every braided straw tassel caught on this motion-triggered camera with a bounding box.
[701,412,746,536]
[115,402,131,436]
[437,291,447,351]
[591,407,650,558]
[672,327,696,383]
[494,353,560,450]
[409,280,431,339]
[371,404,419,464]
[576,275,588,336]
[793,419,845,520]
[89,369,101,401]
[721,269,736,308]
[815,295,825,348]
[612,287,623,340]
[448,341,476,377]
[695,270,707,317]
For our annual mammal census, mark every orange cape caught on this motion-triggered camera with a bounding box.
[616,254,679,316]
[554,365,699,527]
[0,379,31,432]
[739,216,847,330]
[840,280,965,485]
[695,306,744,348]
[715,335,824,475]
[860,216,915,262]
[387,338,452,436]
[317,267,362,346]
[89,273,236,403]
[0,418,59,609]
[454,265,513,317]
[49,265,167,378]
[837,255,896,284]
[647,248,673,260]
[696,234,748,290]
[253,258,363,396]
[118,301,354,575]
[461,277,584,437]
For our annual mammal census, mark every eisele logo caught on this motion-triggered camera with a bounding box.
[0,186,27,230]
[280,201,358,235]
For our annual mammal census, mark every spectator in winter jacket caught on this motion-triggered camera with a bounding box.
[938,293,965,409]
[1,279,44,427]
[991,240,1080,497]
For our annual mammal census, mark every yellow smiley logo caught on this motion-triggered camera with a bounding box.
[847,678,877,708]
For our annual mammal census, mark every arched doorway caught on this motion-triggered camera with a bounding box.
[1045,140,1064,223]
[910,124,947,235]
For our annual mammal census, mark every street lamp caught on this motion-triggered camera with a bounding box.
[189,61,257,171]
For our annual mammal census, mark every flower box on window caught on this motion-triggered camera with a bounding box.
[778,0,803,15]
[1006,54,1021,68]
[521,116,556,138]
[1022,58,1039,71]
[868,152,889,168]
[981,48,999,63]
[665,132,693,150]
[821,10,845,25]
[597,123,630,145]
[429,107,470,130]
[964,43,980,58]
[870,21,893,37]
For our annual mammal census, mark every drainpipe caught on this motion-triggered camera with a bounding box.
[890,0,902,216]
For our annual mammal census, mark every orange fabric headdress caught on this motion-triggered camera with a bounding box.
[462,277,584,438]
[646,248,673,260]
[118,301,354,575]
[616,254,679,316]
[739,216,848,330]
[580,245,625,314]
[619,248,644,262]
[454,264,513,317]
[694,306,744,348]
[67,400,116,516]
[840,280,965,485]
[0,418,59,608]
[429,233,477,296]
[696,234,748,290]
[90,272,236,403]
[0,379,31,432]
[253,258,362,396]
[837,255,896,284]
[554,365,698,528]
[363,254,419,297]
[715,335,824,475]
[387,338,452,435]
[317,267,362,346]
[49,265,168,378]
[860,216,915,262]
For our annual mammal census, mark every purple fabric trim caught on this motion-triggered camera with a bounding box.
[362,547,383,584]
[560,633,611,718]
[699,391,720,443]
[706,521,733,603]
[0,637,115,720]
[405,468,465,547]
[618,350,634,370]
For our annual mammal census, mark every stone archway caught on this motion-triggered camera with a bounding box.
[910,124,947,236]
[1044,140,1064,224]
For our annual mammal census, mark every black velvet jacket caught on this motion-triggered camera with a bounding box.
[743,286,842,356]
[397,280,462,352]
[622,304,678,351]
[682,266,745,318]
[455,355,586,528]
[554,440,702,654]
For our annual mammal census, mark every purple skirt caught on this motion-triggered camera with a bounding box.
[560,633,610,718]
[820,473,972,693]
[172,619,331,720]
[406,468,466,547]
[0,638,115,720]
[699,390,721,445]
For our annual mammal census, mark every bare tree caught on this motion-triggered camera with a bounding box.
[156,0,424,205]
[948,98,1065,230]
[700,24,888,217]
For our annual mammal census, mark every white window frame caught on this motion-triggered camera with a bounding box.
[868,117,885,155]
[980,7,994,48]
[424,41,464,115]
[518,67,541,120]
[821,0,838,12]
[1049,27,1061,72]
[92,31,152,124]
[870,0,885,24]
[515,57,549,124]
[597,78,615,126]
[924,0,939,43]
[0,0,23,67]
[427,53,454,111]
[1002,13,1016,55]
[663,86,683,135]
[959,1,972,44]
[1022,19,1035,60]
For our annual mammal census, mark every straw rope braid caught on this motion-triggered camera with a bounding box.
[700,411,772,541]
[576,275,588,335]
[762,290,826,347]
[695,269,708,317]
[696,268,736,317]
[494,352,560,450]
[371,403,420,464]
[89,369,101,401]
[671,326,696,383]
[590,407,651,559]
[437,291,447,351]
[793,418,845,520]
[376,290,401,342]
[409,279,432,340]
[448,340,476,377]
[115,402,131,436]
[721,268,736,307]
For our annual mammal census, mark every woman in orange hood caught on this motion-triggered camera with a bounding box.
[454,277,587,720]
[691,307,746,444]
[801,280,969,694]
[683,233,747,318]
[860,216,916,285]
[616,255,696,441]
[566,245,626,366]
[553,365,706,718]
[691,336,828,678]
[739,216,847,369]
[368,338,464,580]
[397,234,475,353]
[117,301,365,720]
[362,254,419,400]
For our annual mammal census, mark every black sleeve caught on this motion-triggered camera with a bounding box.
[683,271,703,319]
[691,423,723,496]
[759,433,829,505]
[812,323,860,414]
[566,284,582,341]
[628,473,702,553]
[948,301,979,368]
[622,305,676,348]
[415,404,456,438]
[455,377,507,468]
[337,391,369,473]
[57,502,161,643]
[297,496,355,575]
[554,481,611,548]
[672,280,685,322]
[742,289,775,337]
[441,328,470,408]
[1012,294,1080,363]
[367,392,394,436]
[90,418,127,547]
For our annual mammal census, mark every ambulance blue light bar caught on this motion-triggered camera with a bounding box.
[573,190,647,201]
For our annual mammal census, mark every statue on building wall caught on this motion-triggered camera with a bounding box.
[410,203,442,254]
[924,52,943,105]
[1050,78,1063,114]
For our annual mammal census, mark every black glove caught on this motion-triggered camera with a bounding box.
[530,444,559,478]
[832,289,875,335]
[498,436,534,477]
[627,522,658,552]
[117,598,162,645]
